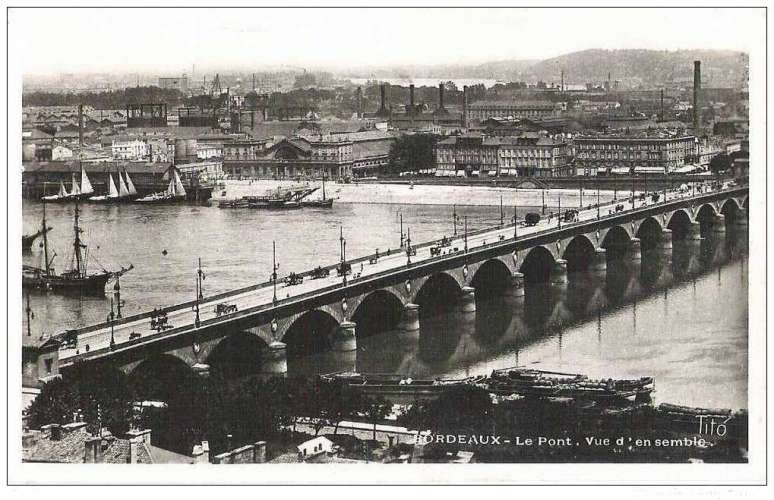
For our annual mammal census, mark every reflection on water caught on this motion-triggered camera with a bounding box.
[346,229,747,410]
[22,200,748,410]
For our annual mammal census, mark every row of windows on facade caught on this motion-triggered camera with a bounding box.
[575,141,694,151]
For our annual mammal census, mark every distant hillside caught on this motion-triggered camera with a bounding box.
[346,49,747,89]
[524,49,747,88]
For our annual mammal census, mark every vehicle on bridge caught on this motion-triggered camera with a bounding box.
[651,193,661,203]
[336,262,352,276]
[150,310,172,332]
[284,273,303,286]
[311,266,330,279]
[524,212,541,226]
[615,204,625,212]
[563,209,579,222]
[214,303,238,316]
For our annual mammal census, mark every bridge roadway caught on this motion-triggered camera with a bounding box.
[56,181,745,367]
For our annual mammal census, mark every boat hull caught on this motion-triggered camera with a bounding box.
[22,268,112,295]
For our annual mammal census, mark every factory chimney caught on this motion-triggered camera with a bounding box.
[438,83,445,110]
[462,85,468,128]
[561,70,564,92]
[660,88,664,122]
[693,60,702,134]
[78,104,83,147]
[409,84,415,115]
[378,83,387,114]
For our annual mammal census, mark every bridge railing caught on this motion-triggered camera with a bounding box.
[58,184,747,344]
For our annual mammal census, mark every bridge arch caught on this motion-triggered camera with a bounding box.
[667,209,693,241]
[351,289,406,338]
[720,198,741,224]
[696,203,719,237]
[635,217,664,251]
[205,331,270,379]
[600,225,632,260]
[414,272,464,316]
[470,258,513,298]
[562,234,597,273]
[128,353,196,403]
[519,245,557,284]
[282,309,341,358]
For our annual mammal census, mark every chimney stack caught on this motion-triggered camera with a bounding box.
[379,83,387,114]
[409,84,415,115]
[438,83,445,110]
[462,85,468,128]
[660,88,664,122]
[693,60,702,133]
[78,104,83,147]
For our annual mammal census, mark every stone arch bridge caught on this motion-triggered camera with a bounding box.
[47,187,747,385]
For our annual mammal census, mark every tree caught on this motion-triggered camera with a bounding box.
[359,395,393,442]
[709,153,732,175]
[387,134,438,175]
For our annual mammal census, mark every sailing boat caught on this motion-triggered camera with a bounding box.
[123,170,138,199]
[22,203,53,251]
[135,169,187,203]
[41,180,69,202]
[302,172,334,208]
[22,201,133,294]
[80,166,94,197]
[89,172,120,202]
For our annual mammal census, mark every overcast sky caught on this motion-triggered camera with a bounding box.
[8,7,763,75]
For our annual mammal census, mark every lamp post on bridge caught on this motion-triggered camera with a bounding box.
[452,204,458,236]
[499,195,504,226]
[272,241,279,307]
[113,276,122,319]
[464,216,468,253]
[597,185,600,219]
[340,226,348,286]
[108,297,116,350]
[406,227,412,266]
[513,201,518,239]
[194,257,203,328]
[558,196,562,229]
[25,289,32,337]
[399,212,404,248]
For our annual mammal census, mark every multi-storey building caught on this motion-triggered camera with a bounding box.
[573,131,698,175]
[435,135,499,177]
[435,133,572,178]
[222,131,395,180]
[111,139,148,161]
[465,101,562,124]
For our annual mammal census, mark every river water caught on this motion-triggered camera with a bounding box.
[21,200,748,410]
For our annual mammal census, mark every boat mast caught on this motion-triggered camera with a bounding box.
[42,201,50,275]
[73,201,85,277]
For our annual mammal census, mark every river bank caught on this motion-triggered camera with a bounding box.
[217,179,620,208]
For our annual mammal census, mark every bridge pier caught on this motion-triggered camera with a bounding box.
[192,363,210,378]
[713,214,727,234]
[551,259,568,286]
[630,238,642,261]
[331,321,357,352]
[397,303,420,332]
[687,222,703,241]
[590,248,607,273]
[262,341,287,375]
[460,286,476,313]
[504,272,525,298]
[736,208,749,226]
[660,229,673,251]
